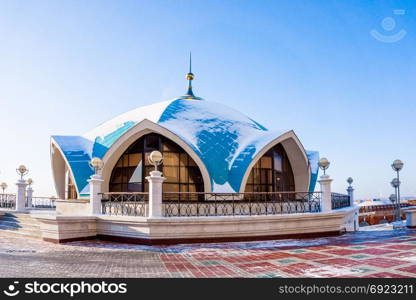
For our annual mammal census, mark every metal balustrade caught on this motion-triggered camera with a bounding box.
[331,193,350,209]
[26,197,57,210]
[0,194,16,209]
[101,193,149,216]
[100,191,321,217]
[162,192,321,217]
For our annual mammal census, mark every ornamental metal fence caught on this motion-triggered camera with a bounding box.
[331,192,350,209]
[26,197,57,210]
[101,193,149,216]
[100,191,321,217]
[0,194,16,209]
[162,192,321,217]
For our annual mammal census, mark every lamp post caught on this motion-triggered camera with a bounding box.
[346,177,354,206]
[16,165,29,180]
[391,159,404,222]
[318,157,330,176]
[27,178,34,209]
[391,177,401,222]
[15,165,29,211]
[88,157,104,215]
[318,157,332,212]
[148,150,163,171]
[0,182,7,194]
[146,151,165,218]
[89,157,104,175]
[0,182,7,207]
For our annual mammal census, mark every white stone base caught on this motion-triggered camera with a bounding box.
[32,207,357,244]
[55,199,90,216]
[34,214,97,242]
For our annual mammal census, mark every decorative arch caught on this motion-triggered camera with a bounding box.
[239,131,311,193]
[101,119,212,193]
[50,139,79,199]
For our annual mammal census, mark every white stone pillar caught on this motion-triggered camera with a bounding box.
[26,186,33,209]
[318,175,333,212]
[146,170,166,218]
[88,174,104,215]
[15,179,28,211]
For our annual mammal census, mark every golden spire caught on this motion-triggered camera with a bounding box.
[181,52,202,100]
[186,52,194,81]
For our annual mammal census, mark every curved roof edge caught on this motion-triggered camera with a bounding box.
[51,136,94,196]
[306,150,320,192]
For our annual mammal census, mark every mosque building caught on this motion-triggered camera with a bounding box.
[51,59,319,201]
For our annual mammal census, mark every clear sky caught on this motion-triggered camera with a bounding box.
[0,0,415,199]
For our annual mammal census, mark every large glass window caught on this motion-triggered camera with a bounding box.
[109,133,204,193]
[244,144,295,192]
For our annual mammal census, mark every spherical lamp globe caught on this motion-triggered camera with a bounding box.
[318,157,330,175]
[148,151,163,171]
[391,159,404,172]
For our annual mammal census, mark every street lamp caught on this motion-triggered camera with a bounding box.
[27,178,33,187]
[0,182,7,194]
[148,151,163,171]
[347,177,353,187]
[16,165,29,180]
[89,157,104,175]
[389,193,397,203]
[318,157,330,176]
[391,178,400,188]
[391,176,401,222]
[392,159,404,172]
[391,159,404,222]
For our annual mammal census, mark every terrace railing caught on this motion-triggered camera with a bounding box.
[101,192,149,217]
[26,197,57,210]
[331,192,350,209]
[100,191,321,217]
[0,194,16,209]
[162,192,321,217]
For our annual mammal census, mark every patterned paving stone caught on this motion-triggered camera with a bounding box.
[361,258,409,268]
[398,265,416,274]
[383,244,416,251]
[0,229,416,278]
[316,258,362,267]
[349,254,371,259]
[290,252,331,260]
[365,272,409,278]
[355,248,397,255]
[324,248,359,256]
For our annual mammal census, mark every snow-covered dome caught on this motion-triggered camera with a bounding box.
[51,66,319,196]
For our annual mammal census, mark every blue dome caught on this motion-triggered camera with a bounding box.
[52,98,319,195]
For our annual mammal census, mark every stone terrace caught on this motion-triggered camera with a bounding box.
[0,229,416,278]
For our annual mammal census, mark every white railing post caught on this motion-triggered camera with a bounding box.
[318,175,333,212]
[88,174,103,215]
[146,170,166,218]
[15,179,28,211]
[26,186,33,209]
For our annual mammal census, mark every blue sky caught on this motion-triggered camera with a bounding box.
[0,0,415,199]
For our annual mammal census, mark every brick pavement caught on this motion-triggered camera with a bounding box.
[0,229,416,278]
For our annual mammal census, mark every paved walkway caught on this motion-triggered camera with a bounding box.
[1,229,416,277]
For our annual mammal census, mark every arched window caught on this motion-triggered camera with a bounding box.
[109,133,204,193]
[244,144,295,192]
